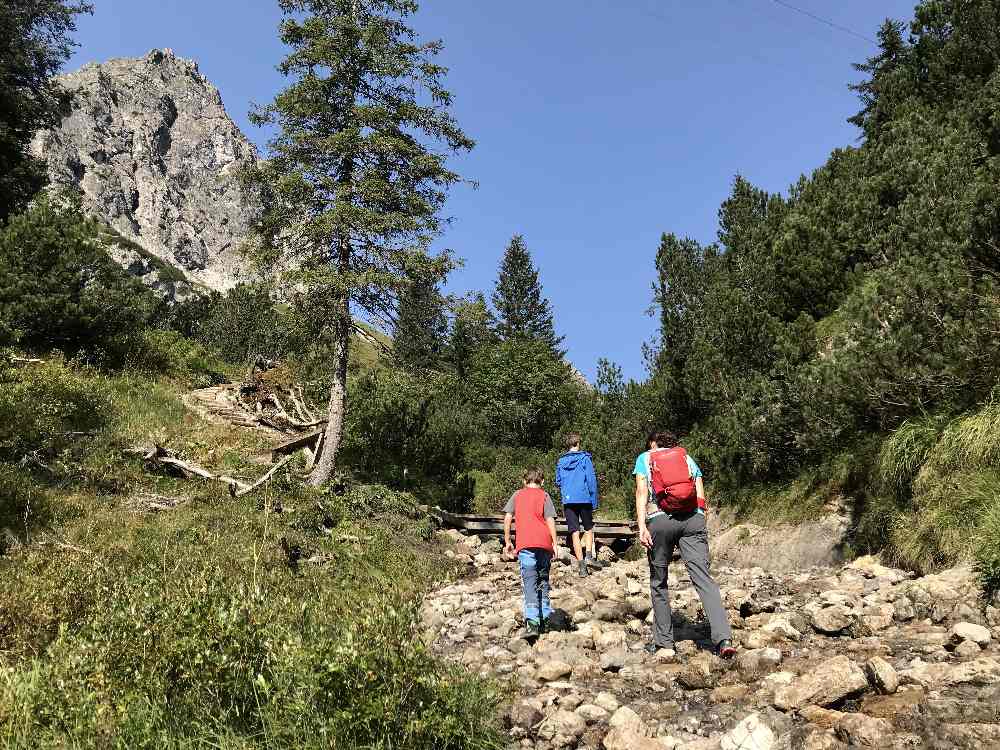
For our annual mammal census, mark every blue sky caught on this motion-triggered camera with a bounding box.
[67,0,917,381]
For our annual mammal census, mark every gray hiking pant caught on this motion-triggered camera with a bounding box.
[647,511,732,648]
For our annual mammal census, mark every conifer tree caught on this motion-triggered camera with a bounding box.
[491,234,563,354]
[447,292,495,377]
[247,0,473,485]
[393,271,447,370]
[0,0,92,223]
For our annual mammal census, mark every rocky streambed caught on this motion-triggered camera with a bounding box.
[423,530,1000,749]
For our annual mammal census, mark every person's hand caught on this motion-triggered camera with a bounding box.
[504,541,515,558]
[639,527,653,549]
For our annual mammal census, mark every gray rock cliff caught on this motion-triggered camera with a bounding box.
[32,48,259,292]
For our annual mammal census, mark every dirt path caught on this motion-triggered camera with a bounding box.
[423,532,1000,749]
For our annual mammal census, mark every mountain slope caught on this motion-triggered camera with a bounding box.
[32,48,259,291]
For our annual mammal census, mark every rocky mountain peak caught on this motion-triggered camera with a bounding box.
[32,48,260,292]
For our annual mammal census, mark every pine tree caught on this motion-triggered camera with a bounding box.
[246,0,473,485]
[447,292,495,377]
[491,234,563,354]
[393,271,448,370]
[0,0,92,223]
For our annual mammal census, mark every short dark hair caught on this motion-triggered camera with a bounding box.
[646,431,658,449]
[655,431,679,448]
[523,466,545,484]
[564,432,581,450]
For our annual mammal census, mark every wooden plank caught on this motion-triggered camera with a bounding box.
[269,428,325,461]
[430,507,637,539]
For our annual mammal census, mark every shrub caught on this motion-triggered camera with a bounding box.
[465,340,580,449]
[165,284,293,366]
[0,198,154,352]
[0,465,51,555]
[0,358,109,462]
[341,368,471,497]
[115,329,229,387]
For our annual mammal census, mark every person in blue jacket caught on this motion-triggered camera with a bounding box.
[556,433,606,577]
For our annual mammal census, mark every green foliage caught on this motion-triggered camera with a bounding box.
[875,416,944,500]
[165,284,292,366]
[916,397,1000,483]
[393,271,448,370]
[0,0,93,221]
[466,339,579,449]
[648,0,1000,495]
[0,356,502,748]
[0,199,155,353]
[116,329,230,387]
[0,491,503,749]
[447,292,496,378]
[341,368,471,506]
[0,358,109,463]
[491,234,564,355]
[467,446,556,515]
[0,464,51,556]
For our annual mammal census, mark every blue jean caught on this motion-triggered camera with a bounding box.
[518,548,553,622]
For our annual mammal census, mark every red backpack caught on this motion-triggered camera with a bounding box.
[649,447,698,513]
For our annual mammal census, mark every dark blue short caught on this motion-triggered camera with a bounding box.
[564,503,594,533]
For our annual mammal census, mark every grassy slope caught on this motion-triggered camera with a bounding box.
[0,355,502,749]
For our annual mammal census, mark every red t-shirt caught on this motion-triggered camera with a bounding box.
[505,487,555,553]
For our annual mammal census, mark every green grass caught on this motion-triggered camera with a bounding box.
[0,356,504,749]
[875,415,944,499]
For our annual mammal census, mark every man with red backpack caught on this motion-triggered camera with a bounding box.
[634,431,735,659]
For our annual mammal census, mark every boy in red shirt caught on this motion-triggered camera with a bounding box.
[503,467,559,636]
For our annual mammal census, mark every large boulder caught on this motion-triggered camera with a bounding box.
[773,656,868,710]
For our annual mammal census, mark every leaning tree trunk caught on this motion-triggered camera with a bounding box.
[308,291,351,487]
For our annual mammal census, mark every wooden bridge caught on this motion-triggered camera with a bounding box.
[429,508,638,548]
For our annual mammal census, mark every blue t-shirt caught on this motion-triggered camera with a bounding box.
[633,450,704,515]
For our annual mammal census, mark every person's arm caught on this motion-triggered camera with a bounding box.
[547,516,558,549]
[586,456,598,507]
[503,512,515,557]
[636,473,652,548]
[696,476,707,513]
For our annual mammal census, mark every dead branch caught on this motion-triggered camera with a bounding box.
[142,445,251,493]
[139,445,295,499]
[127,493,190,513]
[37,537,92,555]
[293,386,316,422]
[234,455,294,497]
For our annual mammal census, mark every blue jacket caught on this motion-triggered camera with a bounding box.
[556,450,598,509]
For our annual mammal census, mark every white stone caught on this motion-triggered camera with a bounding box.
[950,621,992,647]
[720,713,776,750]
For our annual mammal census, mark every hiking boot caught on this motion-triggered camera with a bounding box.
[644,642,675,656]
[716,639,737,659]
[584,554,607,570]
[577,560,589,577]
[523,619,542,638]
